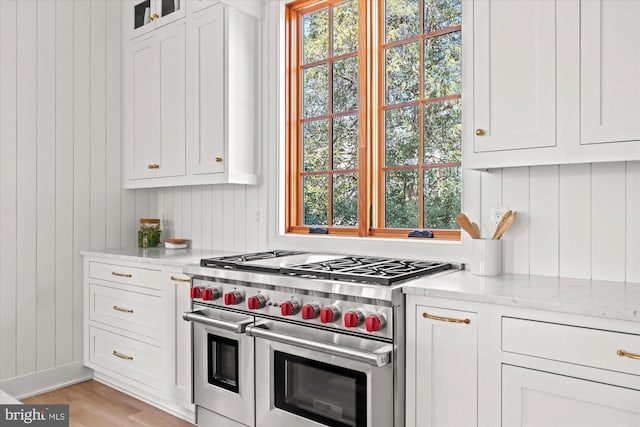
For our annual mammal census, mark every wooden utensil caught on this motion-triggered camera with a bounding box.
[493,211,516,240]
[455,213,480,239]
[491,210,513,240]
[471,222,480,239]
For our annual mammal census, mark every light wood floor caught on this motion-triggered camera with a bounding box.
[22,380,195,427]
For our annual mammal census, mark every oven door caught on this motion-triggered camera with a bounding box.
[185,307,254,427]
[248,321,394,427]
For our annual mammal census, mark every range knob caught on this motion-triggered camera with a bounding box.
[201,287,220,301]
[224,290,243,305]
[320,306,340,324]
[344,309,365,328]
[280,299,301,316]
[190,287,203,299]
[365,313,387,332]
[247,294,267,310]
[301,302,321,320]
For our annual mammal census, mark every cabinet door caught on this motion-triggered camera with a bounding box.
[581,0,640,147]
[503,365,640,427]
[412,306,478,427]
[168,273,192,403]
[473,0,556,152]
[157,24,186,178]
[129,36,160,180]
[191,5,225,175]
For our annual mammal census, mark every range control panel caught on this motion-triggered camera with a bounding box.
[191,279,394,340]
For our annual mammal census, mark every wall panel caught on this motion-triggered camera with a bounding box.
[0,0,147,387]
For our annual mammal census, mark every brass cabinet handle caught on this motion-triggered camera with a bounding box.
[148,164,160,169]
[112,272,132,278]
[112,305,134,314]
[170,275,191,283]
[423,312,471,324]
[152,13,159,19]
[215,157,223,163]
[617,349,640,361]
[112,350,133,361]
[475,129,485,136]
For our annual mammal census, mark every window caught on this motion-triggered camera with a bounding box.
[286,0,462,239]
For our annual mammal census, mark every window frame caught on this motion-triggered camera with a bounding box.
[285,0,461,241]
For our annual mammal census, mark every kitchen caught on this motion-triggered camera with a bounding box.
[0,0,639,427]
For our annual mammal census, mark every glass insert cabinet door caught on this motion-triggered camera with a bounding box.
[274,351,367,427]
[208,334,240,393]
[131,0,185,36]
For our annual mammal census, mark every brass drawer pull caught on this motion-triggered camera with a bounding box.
[215,157,223,163]
[148,164,160,169]
[113,305,134,314]
[112,272,132,278]
[475,129,485,136]
[617,349,640,361]
[170,276,191,283]
[423,312,471,324]
[112,350,133,361]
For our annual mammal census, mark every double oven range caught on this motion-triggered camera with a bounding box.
[183,251,453,427]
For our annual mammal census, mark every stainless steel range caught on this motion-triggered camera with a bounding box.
[183,251,454,427]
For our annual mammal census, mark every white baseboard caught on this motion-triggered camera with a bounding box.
[0,361,93,400]
[94,372,195,423]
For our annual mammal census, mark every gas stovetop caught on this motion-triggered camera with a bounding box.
[200,250,452,286]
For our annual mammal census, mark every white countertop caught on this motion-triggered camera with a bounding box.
[405,270,640,322]
[81,247,236,268]
[0,389,20,404]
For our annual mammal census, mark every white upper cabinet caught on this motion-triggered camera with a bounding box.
[472,0,556,153]
[122,1,259,189]
[124,24,186,183]
[126,0,186,39]
[464,0,640,169]
[188,4,258,184]
[580,0,640,157]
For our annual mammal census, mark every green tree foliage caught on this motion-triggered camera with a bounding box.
[300,0,462,230]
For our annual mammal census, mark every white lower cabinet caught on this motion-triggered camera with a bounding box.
[406,297,480,427]
[83,257,194,422]
[503,365,640,427]
[406,295,640,427]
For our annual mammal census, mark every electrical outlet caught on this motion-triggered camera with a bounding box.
[490,206,509,226]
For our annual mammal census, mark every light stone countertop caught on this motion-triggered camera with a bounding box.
[0,389,20,404]
[81,247,236,268]
[404,270,640,322]
[81,249,640,322]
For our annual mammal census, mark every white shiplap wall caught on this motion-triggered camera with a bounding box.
[481,162,640,283]
[154,185,267,254]
[0,0,154,386]
[157,163,640,284]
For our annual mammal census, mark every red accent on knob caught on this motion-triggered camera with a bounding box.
[202,288,214,301]
[302,304,319,320]
[281,301,294,316]
[344,311,362,328]
[365,315,382,332]
[190,287,202,299]
[224,292,237,305]
[247,295,265,310]
[320,307,337,323]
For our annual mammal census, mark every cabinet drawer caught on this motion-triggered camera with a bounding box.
[89,326,162,389]
[503,317,640,376]
[89,284,162,339]
[89,261,161,290]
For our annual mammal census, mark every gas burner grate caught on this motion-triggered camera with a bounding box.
[281,257,451,286]
[201,250,308,269]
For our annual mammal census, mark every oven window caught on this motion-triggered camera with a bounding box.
[274,351,366,427]
[207,334,239,393]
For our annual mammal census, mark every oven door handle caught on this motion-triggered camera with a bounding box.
[183,310,252,333]
[246,325,393,367]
